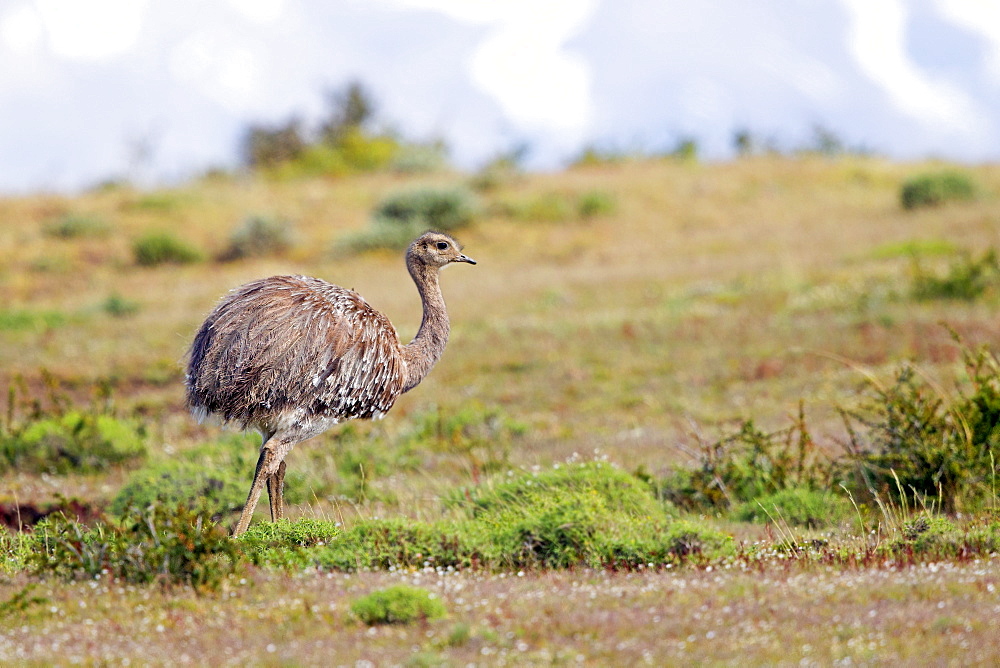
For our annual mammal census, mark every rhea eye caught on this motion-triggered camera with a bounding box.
[436,241,449,250]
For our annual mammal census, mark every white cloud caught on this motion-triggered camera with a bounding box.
[934,0,1000,85]
[34,0,148,61]
[228,0,287,24]
[383,0,597,147]
[840,0,980,130]
[0,5,45,56]
[169,31,263,113]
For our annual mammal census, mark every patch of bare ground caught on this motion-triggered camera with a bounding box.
[0,560,998,665]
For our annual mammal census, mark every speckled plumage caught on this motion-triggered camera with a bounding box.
[185,231,475,536]
[187,275,404,439]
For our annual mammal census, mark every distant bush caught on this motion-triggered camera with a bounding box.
[373,187,476,232]
[43,214,109,239]
[498,191,617,223]
[667,137,699,161]
[338,187,477,253]
[242,118,307,168]
[133,233,202,266]
[900,171,976,210]
[577,190,616,218]
[0,410,147,475]
[469,146,527,190]
[218,215,293,261]
[101,294,140,318]
[911,249,999,301]
[350,585,446,625]
[571,144,631,167]
[29,505,243,591]
[0,309,69,332]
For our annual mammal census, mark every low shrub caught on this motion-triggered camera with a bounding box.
[111,434,308,519]
[269,130,401,180]
[241,517,341,547]
[133,233,202,266]
[451,460,660,520]
[900,171,976,210]
[457,461,724,569]
[43,214,110,239]
[312,518,484,572]
[911,249,999,301]
[350,585,446,625]
[0,309,70,332]
[0,411,147,475]
[253,461,731,572]
[218,216,293,261]
[111,460,246,518]
[29,505,242,591]
[731,488,853,528]
[658,405,830,513]
[577,190,616,218]
[101,294,140,318]
[882,513,973,558]
[373,187,476,232]
[239,518,342,569]
[337,187,477,253]
[838,341,1000,513]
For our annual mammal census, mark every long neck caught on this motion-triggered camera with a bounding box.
[400,256,449,392]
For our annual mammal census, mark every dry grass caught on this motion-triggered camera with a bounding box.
[2,156,1000,662]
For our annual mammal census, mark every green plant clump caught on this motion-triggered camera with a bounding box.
[0,411,147,475]
[911,249,999,301]
[133,233,202,266]
[111,460,246,518]
[839,342,1000,513]
[731,488,853,528]
[29,505,243,591]
[101,294,140,318]
[338,187,477,252]
[43,214,110,239]
[373,187,476,232]
[657,406,829,513]
[577,190,617,218]
[900,171,976,210]
[350,585,447,625]
[111,434,307,519]
[246,461,731,572]
[218,215,293,261]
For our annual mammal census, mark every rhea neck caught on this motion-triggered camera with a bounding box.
[400,254,449,392]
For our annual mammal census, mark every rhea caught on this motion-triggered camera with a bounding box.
[186,231,475,536]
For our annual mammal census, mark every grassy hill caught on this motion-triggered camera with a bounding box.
[1,156,1000,663]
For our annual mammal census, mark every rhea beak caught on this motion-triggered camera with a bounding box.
[457,254,477,265]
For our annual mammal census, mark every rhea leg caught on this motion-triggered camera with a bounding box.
[267,460,287,522]
[234,446,280,537]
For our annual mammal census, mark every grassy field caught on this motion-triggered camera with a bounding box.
[1,155,999,664]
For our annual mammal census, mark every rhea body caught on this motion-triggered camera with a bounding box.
[186,231,475,536]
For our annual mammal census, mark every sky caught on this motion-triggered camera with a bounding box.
[0,0,997,193]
